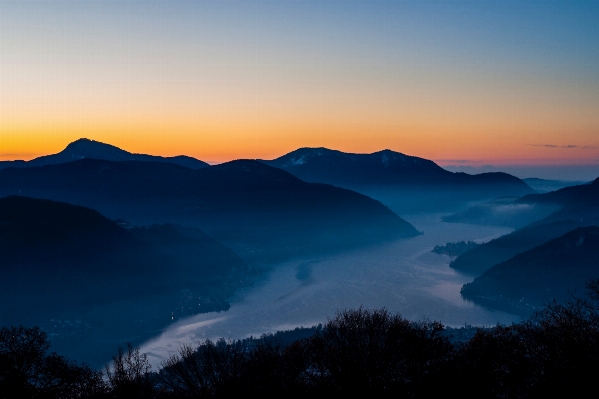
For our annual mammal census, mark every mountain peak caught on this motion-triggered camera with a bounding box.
[11,139,209,170]
[62,138,130,159]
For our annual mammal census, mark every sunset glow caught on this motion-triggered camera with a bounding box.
[2,1,598,172]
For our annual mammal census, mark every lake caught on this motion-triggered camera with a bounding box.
[140,213,519,367]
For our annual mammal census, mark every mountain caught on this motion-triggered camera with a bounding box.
[529,177,599,226]
[449,220,589,275]
[263,148,446,186]
[0,159,418,262]
[0,196,246,366]
[0,138,209,170]
[443,180,594,228]
[449,178,599,276]
[461,226,599,315]
[522,178,588,193]
[517,182,592,207]
[264,147,531,190]
[262,148,533,213]
[440,196,555,229]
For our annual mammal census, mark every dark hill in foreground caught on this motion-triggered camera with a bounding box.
[262,148,533,213]
[0,138,209,170]
[0,159,418,262]
[0,196,247,367]
[461,226,599,315]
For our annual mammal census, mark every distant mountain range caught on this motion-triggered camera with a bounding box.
[263,147,532,191]
[263,147,533,213]
[529,177,599,226]
[0,138,209,170]
[0,157,418,262]
[521,178,588,193]
[441,196,555,229]
[264,147,446,186]
[443,179,595,229]
[1,139,534,214]
[461,226,599,315]
[0,196,247,366]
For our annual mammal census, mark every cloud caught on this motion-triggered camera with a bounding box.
[529,144,599,149]
[437,159,471,164]
[0,152,40,157]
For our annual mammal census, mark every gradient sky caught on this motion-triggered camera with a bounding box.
[1,1,598,173]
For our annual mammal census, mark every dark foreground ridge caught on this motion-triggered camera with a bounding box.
[3,298,599,398]
[0,196,248,367]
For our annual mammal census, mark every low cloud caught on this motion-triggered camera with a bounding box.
[438,159,471,164]
[529,144,598,149]
[0,152,40,157]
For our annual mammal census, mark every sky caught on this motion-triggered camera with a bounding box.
[1,1,598,178]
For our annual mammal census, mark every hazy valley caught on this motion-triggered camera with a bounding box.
[1,138,597,372]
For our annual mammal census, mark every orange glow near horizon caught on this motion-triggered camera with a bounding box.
[3,64,598,165]
[2,121,599,167]
[2,3,599,169]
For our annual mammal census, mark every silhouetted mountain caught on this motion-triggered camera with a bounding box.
[522,178,588,193]
[265,147,531,190]
[262,148,533,213]
[441,197,559,228]
[517,182,592,207]
[443,180,595,228]
[449,220,590,275]
[0,196,246,366]
[461,226,599,315]
[0,159,418,262]
[0,138,209,170]
[264,148,445,185]
[529,177,599,226]
[449,177,599,276]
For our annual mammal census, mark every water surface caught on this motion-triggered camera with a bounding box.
[141,214,518,366]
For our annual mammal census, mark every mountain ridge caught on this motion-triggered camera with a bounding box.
[262,146,531,189]
[261,147,533,213]
[0,158,419,262]
[0,138,209,170]
[461,226,599,315]
[0,196,248,366]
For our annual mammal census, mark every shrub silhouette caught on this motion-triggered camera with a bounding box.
[5,290,599,398]
[105,343,154,399]
[307,307,452,396]
[0,325,104,399]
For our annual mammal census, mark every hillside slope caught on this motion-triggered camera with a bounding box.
[461,226,599,315]
[0,196,246,366]
[263,148,533,213]
[0,159,419,262]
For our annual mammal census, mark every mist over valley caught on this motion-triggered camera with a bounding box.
[1,138,597,372]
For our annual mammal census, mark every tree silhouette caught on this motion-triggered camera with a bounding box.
[105,343,154,399]
[0,325,104,399]
[307,307,452,396]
